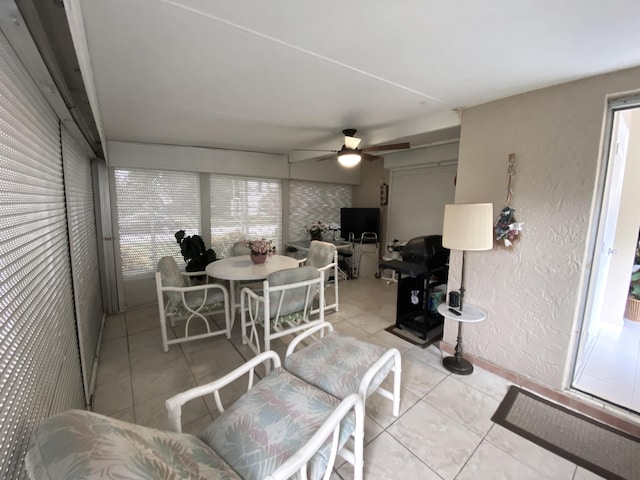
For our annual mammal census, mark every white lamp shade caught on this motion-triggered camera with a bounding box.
[442,203,494,251]
[337,153,361,167]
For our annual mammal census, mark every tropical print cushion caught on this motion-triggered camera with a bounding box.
[25,409,241,480]
[264,266,319,321]
[199,368,355,480]
[284,331,394,399]
[306,241,336,269]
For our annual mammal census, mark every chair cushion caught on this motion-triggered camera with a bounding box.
[284,331,394,399]
[306,241,336,269]
[158,256,187,306]
[266,266,319,320]
[199,368,354,480]
[25,409,241,480]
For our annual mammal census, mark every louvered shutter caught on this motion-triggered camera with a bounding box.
[62,126,103,403]
[0,32,84,479]
[114,168,201,278]
[210,175,282,258]
[288,180,351,240]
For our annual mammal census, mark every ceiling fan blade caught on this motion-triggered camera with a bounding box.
[362,152,381,161]
[314,153,338,162]
[362,142,410,152]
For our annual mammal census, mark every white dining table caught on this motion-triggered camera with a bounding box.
[205,254,300,327]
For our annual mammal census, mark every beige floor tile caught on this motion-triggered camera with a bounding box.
[337,432,441,480]
[456,441,546,480]
[99,336,129,360]
[129,341,185,376]
[195,369,258,419]
[388,400,482,480]
[486,424,577,479]
[366,386,420,429]
[128,327,173,353]
[126,304,162,334]
[95,352,131,386]
[347,311,394,334]
[182,413,215,437]
[424,376,500,436]
[365,329,413,354]
[93,375,133,416]
[183,339,246,379]
[102,314,127,340]
[392,354,448,398]
[108,406,135,423]
[455,366,513,402]
[332,320,370,339]
[135,383,209,431]
[131,356,195,404]
[404,344,449,373]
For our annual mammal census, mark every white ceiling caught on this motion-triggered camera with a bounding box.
[69,0,640,159]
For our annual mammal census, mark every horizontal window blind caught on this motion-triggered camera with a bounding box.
[288,181,351,241]
[62,126,103,404]
[0,32,83,479]
[115,169,201,279]
[211,175,282,257]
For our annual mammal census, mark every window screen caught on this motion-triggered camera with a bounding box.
[288,181,352,240]
[115,169,201,279]
[0,33,84,479]
[210,175,282,257]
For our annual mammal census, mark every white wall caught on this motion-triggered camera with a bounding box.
[450,66,640,390]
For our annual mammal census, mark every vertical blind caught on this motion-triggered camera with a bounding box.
[211,175,282,257]
[288,180,352,240]
[62,126,103,404]
[114,169,201,278]
[0,32,84,479]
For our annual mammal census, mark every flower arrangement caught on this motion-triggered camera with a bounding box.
[245,238,275,256]
[494,206,524,247]
[387,239,404,253]
[306,221,326,235]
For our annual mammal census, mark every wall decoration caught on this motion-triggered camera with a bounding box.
[380,182,389,206]
[495,153,524,247]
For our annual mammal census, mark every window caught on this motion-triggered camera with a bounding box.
[115,169,201,279]
[288,181,352,240]
[211,175,282,257]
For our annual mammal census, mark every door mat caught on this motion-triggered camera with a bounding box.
[384,323,442,348]
[491,386,640,480]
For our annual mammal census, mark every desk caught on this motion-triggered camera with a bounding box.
[437,303,486,375]
[206,255,299,326]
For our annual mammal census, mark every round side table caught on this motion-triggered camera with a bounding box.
[437,303,487,375]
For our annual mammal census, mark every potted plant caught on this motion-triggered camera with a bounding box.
[306,221,326,241]
[624,231,640,322]
[245,238,275,264]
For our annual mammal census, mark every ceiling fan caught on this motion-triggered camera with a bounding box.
[298,129,410,167]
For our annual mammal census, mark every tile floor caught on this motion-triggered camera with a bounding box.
[94,276,606,480]
[573,318,640,413]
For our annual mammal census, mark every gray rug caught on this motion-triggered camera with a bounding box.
[492,386,640,480]
[384,323,442,348]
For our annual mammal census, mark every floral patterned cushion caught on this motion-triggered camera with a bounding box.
[305,241,336,270]
[265,266,319,321]
[284,331,394,399]
[25,409,241,480]
[199,368,355,480]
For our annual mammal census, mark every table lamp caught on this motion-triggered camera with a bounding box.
[441,203,493,374]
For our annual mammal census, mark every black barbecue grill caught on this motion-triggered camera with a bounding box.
[379,235,449,339]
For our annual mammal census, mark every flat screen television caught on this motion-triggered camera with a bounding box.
[340,208,380,241]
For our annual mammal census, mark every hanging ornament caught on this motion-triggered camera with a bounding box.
[495,153,524,247]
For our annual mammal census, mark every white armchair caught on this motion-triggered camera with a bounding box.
[241,266,324,356]
[298,240,339,313]
[155,256,230,352]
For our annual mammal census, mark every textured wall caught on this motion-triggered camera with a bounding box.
[447,67,640,389]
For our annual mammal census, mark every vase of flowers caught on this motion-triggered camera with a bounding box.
[306,221,325,241]
[245,238,275,264]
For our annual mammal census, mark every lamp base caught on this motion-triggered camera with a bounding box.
[442,355,474,375]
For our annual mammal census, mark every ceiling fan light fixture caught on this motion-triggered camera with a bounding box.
[338,151,361,167]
